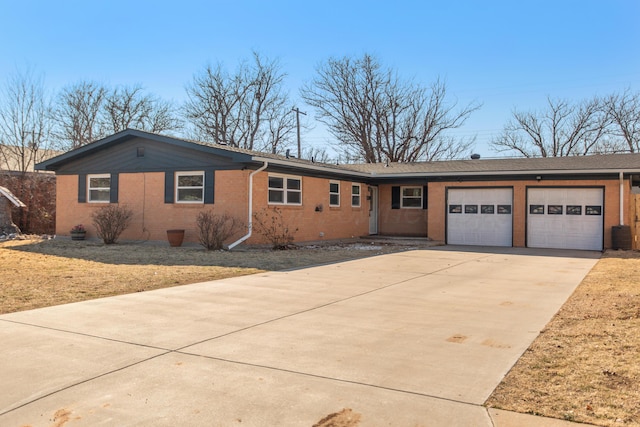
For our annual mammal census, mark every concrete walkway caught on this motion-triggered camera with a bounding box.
[0,246,600,426]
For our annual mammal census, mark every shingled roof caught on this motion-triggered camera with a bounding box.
[36,129,640,179]
[341,154,640,177]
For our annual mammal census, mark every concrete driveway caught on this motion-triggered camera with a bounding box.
[0,246,600,426]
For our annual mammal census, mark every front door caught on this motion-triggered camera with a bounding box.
[369,186,378,234]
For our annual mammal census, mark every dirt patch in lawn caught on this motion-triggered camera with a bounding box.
[313,408,362,427]
[486,250,640,426]
[0,236,434,314]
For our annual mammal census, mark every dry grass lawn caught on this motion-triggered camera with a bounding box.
[0,237,423,314]
[1,237,638,426]
[486,250,640,426]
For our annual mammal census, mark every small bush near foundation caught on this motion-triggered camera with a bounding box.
[91,205,133,244]
[253,207,298,250]
[196,210,243,250]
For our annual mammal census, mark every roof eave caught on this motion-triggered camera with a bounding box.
[250,156,371,179]
[369,168,640,178]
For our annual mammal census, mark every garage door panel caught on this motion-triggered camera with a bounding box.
[527,188,603,251]
[447,188,513,247]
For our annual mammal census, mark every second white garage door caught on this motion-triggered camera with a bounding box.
[527,187,604,251]
[447,188,513,247]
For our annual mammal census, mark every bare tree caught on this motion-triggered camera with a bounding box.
[52,81,107,150]
[184,52,295,153]
[53,82,180,150]
[102,84,181,134]
[300,54,479,163]
[0,67,52,173]
[302,146,335,164]
[604,89,640,153]
[491,96,611,157]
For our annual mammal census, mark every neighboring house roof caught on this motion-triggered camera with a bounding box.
[0,186,26,207]
[35,128,640,180]
[0,145,62,173]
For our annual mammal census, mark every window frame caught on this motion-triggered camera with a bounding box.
[547,205,563,215]
[175,171,205,204]
[529,205,544,214]
[351,184,361,207]
[566,205,582,215]
[497,205,512,214]
[585,205,602,216]
[481,204,495,214]
[329,181,340,207]
[400,186,423,209]
[268,173,302,206]
[87,174,111,203]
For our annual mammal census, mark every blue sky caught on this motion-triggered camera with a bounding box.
[1,0,639,157]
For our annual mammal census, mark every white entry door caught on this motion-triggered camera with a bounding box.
[527,187,603,251]
[447,188,513,247]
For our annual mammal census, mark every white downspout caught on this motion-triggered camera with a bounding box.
[619,171,625,226]
[227,161,268,250]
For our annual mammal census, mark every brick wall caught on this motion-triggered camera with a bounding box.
[56,170,370,245]
[250,173,369,244]
[376,184,428,236]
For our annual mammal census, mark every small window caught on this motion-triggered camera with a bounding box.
[176,172,204,203]
[530,205,544,214]
[351,184,361,207]
[449,204,462,214]
[481,205,495,214]
[268,174,302,205]
[465,205,478,214]
[586,205,602,216]
[566,205,582,215]
[498,205,512,214]
[329,181,340,207]
[401,186,422,208]
[88,174,110,203]
[548,205,563,215]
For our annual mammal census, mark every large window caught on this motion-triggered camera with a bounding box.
[88,174,110,203]
[176,171,204,203]
[329,181,340,206]
[268,174,302,205]
[401,186,422,208]
[351,184,361,207]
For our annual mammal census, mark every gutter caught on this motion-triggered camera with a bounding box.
[251,156,371,179]
[620,171,625,225]
[227,161,269,250]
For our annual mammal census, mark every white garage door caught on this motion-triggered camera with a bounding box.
[447,188,513,247]
[527,188,603,251]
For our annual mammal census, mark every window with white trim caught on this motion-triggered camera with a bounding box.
[268,174,302,205]
[329,181,340,206]
[351,184,361,207]
[401,186,422,208]
[88,174,110,203]
[176,171,204,203]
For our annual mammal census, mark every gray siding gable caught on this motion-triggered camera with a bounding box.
[54,137,244,175]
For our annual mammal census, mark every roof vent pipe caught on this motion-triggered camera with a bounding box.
[227,161,269,250]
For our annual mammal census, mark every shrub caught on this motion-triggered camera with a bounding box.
[91,205,133,244]
[253,207,298,250]
[196,210,243,250]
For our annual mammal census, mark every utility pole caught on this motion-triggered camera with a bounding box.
[292,107,306,158]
